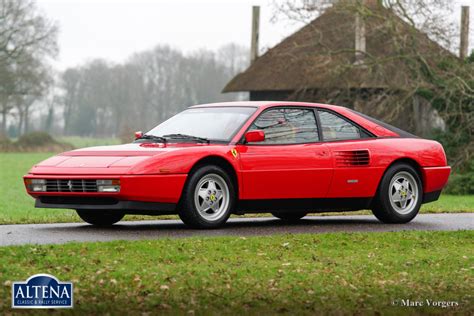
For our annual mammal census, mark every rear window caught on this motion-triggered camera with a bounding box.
[350,109,418,138]
[318,110,368,141]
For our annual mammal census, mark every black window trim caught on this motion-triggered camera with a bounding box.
[239,105,376,146]
[313,108,324,141]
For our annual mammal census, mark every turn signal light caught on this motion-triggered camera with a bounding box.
[96,179,121,192]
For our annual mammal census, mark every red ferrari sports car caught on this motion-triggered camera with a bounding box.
[24,102,451,228]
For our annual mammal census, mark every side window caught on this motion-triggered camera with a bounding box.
[318,111,363,141]
[248,108,319,144]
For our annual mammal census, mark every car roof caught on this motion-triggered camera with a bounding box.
[191,101,404,138]
[190,101,343,111]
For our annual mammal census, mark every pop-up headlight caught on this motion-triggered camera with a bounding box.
[96,179,121,192]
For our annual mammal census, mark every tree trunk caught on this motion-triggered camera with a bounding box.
[1,107,7,134]
[45,107,54,132]
[63,103,72,136]
[24,105,30,134]
[18,109,24,135]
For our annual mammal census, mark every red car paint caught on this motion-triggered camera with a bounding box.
[24,102,450,208]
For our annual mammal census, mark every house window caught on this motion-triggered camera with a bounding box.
[249,108,319,144]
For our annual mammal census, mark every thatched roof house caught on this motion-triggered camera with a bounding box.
[224,1,454,97]
[223,1,457,135]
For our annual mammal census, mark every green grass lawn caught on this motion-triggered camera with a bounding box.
[57,136,121,148]
[0,231,472,314]
[1,152,473,225]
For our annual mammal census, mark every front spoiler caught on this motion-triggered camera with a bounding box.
[35,197,176,215]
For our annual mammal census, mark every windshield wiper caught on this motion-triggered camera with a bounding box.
[137,134,167,143]
[163,134,210,143]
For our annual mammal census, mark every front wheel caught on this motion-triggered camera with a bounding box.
[76,210,124,226]
[179,165,236,229]
[372,163,422,223]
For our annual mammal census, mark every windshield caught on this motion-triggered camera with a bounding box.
[147,107,257,142]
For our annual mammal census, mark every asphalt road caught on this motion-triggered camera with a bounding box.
[0,213,472,246]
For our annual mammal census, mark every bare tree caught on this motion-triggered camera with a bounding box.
[0,0,58,134]
[57,44,248,137]
[14,56,52,134]
[216,43,249,76]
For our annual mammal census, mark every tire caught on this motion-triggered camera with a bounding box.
[76,210,124,226]
[271,212,308,221]
[179,165,236,229]
[372,163,422,223]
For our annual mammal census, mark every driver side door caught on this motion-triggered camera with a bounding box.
[236,107,333,200]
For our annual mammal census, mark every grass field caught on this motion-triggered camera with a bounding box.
[57,136,121,148]
[0,231,472,314]
[1,153,473,225]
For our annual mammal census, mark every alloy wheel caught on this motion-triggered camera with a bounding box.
[193,173,230,221]
[388,171,419,215]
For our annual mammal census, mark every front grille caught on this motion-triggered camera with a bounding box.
[46,179,98,192]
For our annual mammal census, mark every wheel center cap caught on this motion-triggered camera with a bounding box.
[210,194,216,202]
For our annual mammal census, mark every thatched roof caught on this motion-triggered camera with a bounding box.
[223,2,455,93]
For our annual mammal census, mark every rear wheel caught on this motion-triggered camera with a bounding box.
[76,210,124,226]
[179,165,236,229]
[271,212,308,221]
[372,163,422,223]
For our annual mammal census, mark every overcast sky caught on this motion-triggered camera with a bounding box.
[36,0,303,69]
[37,0,473,70]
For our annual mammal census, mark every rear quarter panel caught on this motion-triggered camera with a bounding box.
[325,137,448,198]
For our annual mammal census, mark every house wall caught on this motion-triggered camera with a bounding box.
[411,95,445,136]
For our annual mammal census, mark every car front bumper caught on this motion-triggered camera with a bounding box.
[24,174,187,212]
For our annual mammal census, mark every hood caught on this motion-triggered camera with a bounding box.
[29,142,216,175]
[63,143,180,157]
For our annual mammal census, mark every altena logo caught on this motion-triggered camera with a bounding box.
[11,274,73,309]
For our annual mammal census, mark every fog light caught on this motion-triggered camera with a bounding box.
[96,179,120,193]
[26,179,46,192]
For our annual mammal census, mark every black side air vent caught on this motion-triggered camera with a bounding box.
[334,150,370,167]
